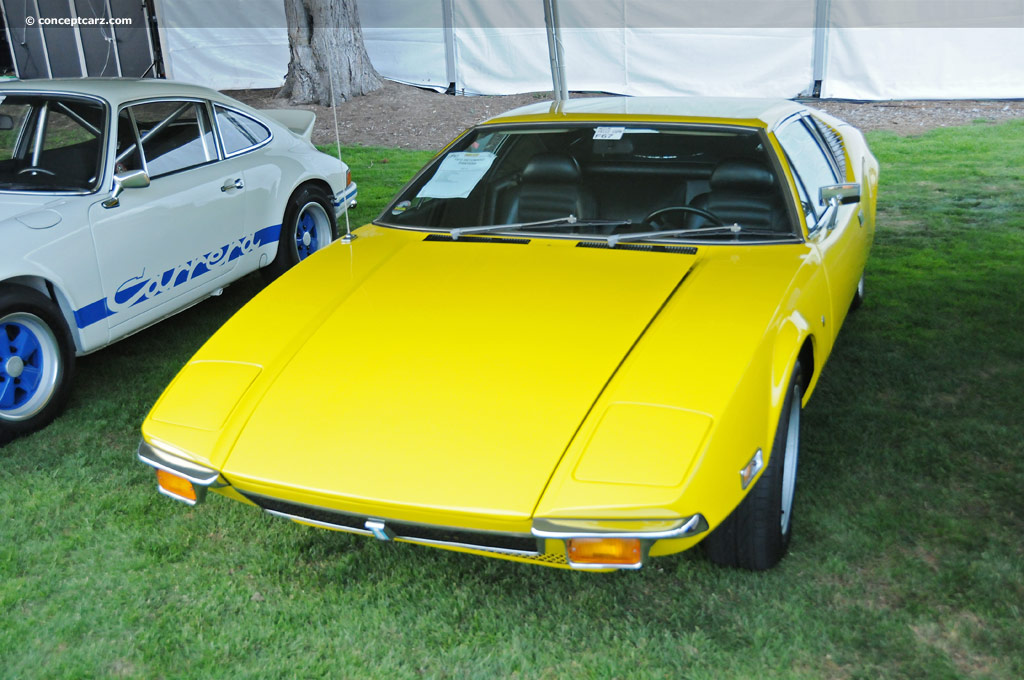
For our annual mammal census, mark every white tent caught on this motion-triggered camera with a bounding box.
[154,0,1024,100]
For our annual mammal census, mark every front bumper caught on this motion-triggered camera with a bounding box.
[138,437,709,570]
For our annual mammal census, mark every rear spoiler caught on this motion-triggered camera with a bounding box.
[261,109,316,142]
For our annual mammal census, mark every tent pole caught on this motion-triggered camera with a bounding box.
[543,0,568,102]
[442,0,457,93]
[809,0,832,97]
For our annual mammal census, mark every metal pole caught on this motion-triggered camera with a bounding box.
[543,0,568,102]
[809,0,832,97]
[442,0,457,93]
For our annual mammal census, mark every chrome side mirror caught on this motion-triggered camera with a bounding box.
[103,169,150,209]
[820,183,860,207]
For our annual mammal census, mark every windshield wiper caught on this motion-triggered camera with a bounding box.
[449,215,631,240]
[608,224,792,246]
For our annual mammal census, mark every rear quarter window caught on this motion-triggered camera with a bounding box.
[215,106,271,155]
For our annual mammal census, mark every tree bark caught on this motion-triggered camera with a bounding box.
[281,0,382,106]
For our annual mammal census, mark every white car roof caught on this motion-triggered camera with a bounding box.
[0,78,245,109]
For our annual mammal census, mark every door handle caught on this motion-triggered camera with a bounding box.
[221,178,244,192]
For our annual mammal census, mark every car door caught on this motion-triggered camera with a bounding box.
[212,103,279,238]
[88,99,248,336]
[775,115,866,335]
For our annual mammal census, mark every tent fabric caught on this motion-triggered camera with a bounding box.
[821,28,1024,100]
[153,0,1024,100]
[155,1,289,90]
[450,27,813,97]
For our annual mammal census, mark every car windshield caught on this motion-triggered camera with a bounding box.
[379,122,798,243]
[0,94,107,192]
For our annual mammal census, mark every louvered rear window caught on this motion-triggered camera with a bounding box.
[810,116,848,179]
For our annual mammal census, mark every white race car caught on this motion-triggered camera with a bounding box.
[0,78,356,439]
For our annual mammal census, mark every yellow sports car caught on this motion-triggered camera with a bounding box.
[139,97,877,571]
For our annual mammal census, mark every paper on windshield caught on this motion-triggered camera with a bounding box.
[593,126,625,140]
[416,152,496,199]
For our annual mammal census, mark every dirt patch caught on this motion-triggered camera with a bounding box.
[226,80,1024,150]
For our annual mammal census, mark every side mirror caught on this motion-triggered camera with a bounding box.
[820,183,860,207]
[0,114,13,130]
[102,169,150,209]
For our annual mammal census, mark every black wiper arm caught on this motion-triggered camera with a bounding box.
[449,215,631,240]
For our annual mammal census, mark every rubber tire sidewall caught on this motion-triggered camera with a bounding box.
[703,360,803,571]
[850,272,866,312]
[264,184,338,282]
[0,285,75,440]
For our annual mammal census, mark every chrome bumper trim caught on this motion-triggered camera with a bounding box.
[137,439,222,505]
[250,493,541,557]
[531,514,709,540]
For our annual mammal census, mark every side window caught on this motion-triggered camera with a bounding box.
[120,100,217,178]
[214,105,270,155]
[0,102,31,160]
[114,109,142,174]
[775,119,840,224]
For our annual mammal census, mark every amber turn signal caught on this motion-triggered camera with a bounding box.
[567,537,642,565]
[156,469,198,503]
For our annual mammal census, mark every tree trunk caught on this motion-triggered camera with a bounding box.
[281,0,382,106]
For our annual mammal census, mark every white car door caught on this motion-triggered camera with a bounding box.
[88,99,248,336]
[212,104,281,240]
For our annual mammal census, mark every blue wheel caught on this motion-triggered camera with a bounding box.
[0,286,74,440]
[264,184,338,282]
[294,201,332,262]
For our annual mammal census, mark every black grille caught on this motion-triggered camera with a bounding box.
[242,492,539,554]
[576,241,698,254]
[423,234,530,244]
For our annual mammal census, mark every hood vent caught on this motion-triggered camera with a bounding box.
[424,234,530,244]
[577,241,698,255]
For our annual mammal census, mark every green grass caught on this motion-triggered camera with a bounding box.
[3,123,1024,678]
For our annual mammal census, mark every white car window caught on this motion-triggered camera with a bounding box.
[120,101,217,179]
[775,119,839,223]
[0,95,105,191]
[215,106,270,155]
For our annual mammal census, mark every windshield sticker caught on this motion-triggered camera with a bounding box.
[417,152,496,199]
[593,126,625,140]
[391,199,411,215]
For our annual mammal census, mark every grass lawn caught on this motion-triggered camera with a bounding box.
[2,123,1023,679]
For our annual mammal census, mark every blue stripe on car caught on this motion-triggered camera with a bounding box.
[74,298,116,329]
[334,183,358,207]
[73,224,284,330]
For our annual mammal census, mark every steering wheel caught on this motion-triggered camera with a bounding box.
[17,166,55,176]
[642,205,723,229]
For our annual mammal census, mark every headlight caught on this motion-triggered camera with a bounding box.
[137,439,221,506]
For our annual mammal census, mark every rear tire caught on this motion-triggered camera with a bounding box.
[704,361,803,570]
[0,286,75,440]
[264,184,338,282]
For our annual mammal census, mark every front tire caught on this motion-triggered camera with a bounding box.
[850,273,866,311]
[264,184,338,281]
[704,361,804,570]
[0,286,75,439]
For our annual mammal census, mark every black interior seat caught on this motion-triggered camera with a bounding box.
[687,159,787,231]
[503,153,595,224]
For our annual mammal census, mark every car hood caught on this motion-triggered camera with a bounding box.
[206,232,697,523]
